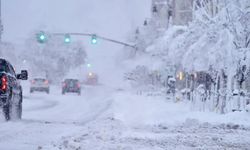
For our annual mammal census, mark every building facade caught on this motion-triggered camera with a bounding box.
[172,0,193,25]
[151,0,171,30]
[172,0,220,25]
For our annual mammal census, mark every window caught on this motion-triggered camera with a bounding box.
[7,62,16,76]
[0,60,7,72]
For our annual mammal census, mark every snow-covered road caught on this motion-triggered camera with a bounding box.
[0,83,114,150]
[0,82,250,150]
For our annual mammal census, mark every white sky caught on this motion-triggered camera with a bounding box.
[2,0,152,85]
[2,0,151,43]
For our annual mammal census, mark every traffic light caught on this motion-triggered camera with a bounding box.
[36,31,47,43]
[91,34,97,44]
[87,63,92,68]
[64,34,71,43]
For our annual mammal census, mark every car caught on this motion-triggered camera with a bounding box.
[0,58,28,120]
[62,79,81,95]
[85,72,98,85]
[30,78,50,94]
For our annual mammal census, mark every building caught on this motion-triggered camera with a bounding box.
[172,0,193,25]
[172,0,220,25]
[151,0,171,30]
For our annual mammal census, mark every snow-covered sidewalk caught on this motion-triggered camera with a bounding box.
[48,90,250,150]
[49,116,250,150]
[112,91,250,126]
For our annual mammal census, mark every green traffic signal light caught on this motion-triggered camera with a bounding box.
[40,35,45,40]
[92,39,97,44]
[64,34,71,43]
[91,34,97,44]
[36,31,47,43]
[87,63,92,68]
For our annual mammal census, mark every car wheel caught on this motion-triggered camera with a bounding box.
[9,103,22,120]
[8,92,22,120]
[46,89,50,94]
[62,91,65,95]
[2,91,13,121]
[16,104,22,119]
[16,93,23,119]
[30,89,33,93]
[3,104,10,121]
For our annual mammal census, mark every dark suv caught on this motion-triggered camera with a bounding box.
[0,58,28,120]
[62,79,81,95]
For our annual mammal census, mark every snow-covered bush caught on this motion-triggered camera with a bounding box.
[125,65,153,88]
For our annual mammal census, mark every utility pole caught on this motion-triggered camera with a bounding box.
[0,0,3,42]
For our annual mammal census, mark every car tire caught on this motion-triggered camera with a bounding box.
[3,91,12,121]
[8,92,22,120]
[16,93,23,119]
[46,89,50,94]
[16,103,22,119]
[3,104,10,121]
[62,91,65,95]
[30,89,33,93]
[9,103,22,120]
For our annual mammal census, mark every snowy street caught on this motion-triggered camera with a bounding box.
[1,0,250,149]
[0,83,114,150]
[0,82,249,150]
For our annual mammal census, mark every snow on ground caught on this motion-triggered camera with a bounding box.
[49,110,250,150]
[0,82,114,150]
[0,81,250,150]
[47,90,250,150]
[50,119,250,150]
[112,91,250,127]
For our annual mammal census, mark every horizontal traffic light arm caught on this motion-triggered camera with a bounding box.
[52,32,136,49]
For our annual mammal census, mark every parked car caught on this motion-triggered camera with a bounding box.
[0,58,28,120]
[62,79,81,95]
[30,78,50,94]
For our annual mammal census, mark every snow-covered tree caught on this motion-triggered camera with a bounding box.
[125,0,250,113]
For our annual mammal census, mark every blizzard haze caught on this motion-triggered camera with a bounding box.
[3,0,151,42]
[1,1,250,150]
[3,0,151,85]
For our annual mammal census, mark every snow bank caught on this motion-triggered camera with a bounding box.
[112,91,250,127]
[112,92,189,126]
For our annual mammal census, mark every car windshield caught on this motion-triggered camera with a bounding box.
[65,79,78,84]
[34,78,46,82]
[0,60,7,72]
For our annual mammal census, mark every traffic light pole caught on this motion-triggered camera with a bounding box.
[53,32,136,49]
[0,0,2,42]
